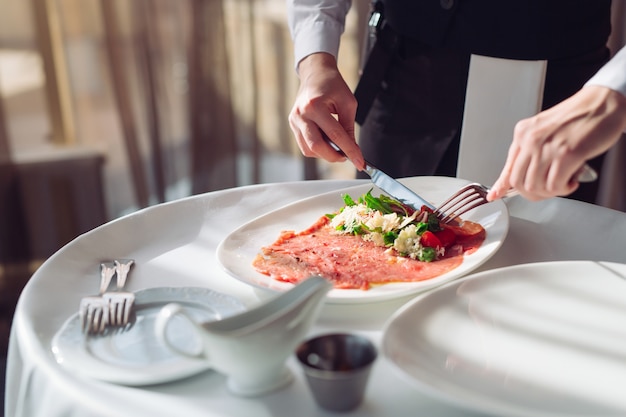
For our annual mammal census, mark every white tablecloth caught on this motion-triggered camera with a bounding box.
[6,179,626,417]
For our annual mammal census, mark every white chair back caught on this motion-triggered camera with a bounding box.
[456,55,547,185]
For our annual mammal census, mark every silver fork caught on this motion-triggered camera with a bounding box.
[79,262,116,334]
[434,183,516,224]
[434,163,598,224]
[103,259,135,328]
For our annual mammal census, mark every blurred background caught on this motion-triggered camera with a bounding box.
[0,1,625,410]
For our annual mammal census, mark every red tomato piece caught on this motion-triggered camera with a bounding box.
[434,228,457,248]
[420,231,442,248]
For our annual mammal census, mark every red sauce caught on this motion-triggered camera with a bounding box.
[253,215,486,290]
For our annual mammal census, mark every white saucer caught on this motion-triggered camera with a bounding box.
[51,287,246,386]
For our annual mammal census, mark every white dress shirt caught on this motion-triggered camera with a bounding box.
[585,46,626,97]
[288,0,626,98]
[287,0,350,68]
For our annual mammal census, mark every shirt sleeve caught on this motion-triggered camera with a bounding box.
[584,46,626,98]
[287,0,352,70]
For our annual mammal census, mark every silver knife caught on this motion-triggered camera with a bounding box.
[326,139,435,210]
[363,163,436,210]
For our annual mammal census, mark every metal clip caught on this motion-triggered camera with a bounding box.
[368,10,382,31]
[366,9,383,51]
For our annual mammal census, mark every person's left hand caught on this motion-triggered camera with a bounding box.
[487,86,626,202]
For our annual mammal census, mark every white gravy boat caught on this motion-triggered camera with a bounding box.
[155,276,332,396]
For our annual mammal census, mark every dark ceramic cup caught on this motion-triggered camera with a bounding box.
[296,333,378,412]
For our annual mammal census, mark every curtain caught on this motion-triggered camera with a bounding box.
[51,0,364,218]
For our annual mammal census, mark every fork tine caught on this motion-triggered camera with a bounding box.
[94,307,106,334]
[87,309,97,333]
[115,299,124,326]
[438,192,484,218]
[83,302,105,334]
[80,297,100,333]
[116,303,123,326]
[79,298,90,332]
[123,297,134,325]
[83,305,94,333]
[434,184,478,215]
[440,199,490,224]
[108,298,118,326]
[434,183,491,224]
[103,291,135,327]
[104,293,119,326]
[434,187,472,216]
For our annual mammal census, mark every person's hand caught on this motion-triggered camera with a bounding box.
[487,86,626,201]
[288,52,365,170]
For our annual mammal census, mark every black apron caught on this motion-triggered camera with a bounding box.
[355,0,612,203]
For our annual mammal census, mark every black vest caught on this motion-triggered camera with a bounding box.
[382,0,612,60]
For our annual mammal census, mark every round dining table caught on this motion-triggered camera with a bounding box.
[6,178,626,417]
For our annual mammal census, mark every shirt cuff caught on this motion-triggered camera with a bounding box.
[292,20,343,70]
[584,46,626,98]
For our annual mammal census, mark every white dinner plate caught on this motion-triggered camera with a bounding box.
[217,176,509,304]
[382,260,626,417]
[51,287,246,386]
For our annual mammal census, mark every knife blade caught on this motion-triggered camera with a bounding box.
[325,138,435,210]
[363,163,436,210]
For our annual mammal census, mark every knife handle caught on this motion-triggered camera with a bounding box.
[324,137,347,158]
[325,138,376,174]
[576,163,597,183]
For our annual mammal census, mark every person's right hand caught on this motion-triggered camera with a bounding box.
[288,52,365,170]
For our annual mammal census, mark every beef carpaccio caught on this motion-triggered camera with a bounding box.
[252,191,486,290]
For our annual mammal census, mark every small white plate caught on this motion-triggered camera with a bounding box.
[51,287,246,386]
[383,261,626,417]
[217,176,509,304]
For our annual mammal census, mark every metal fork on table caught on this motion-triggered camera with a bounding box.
[103,259,135,328]
[434,163,598,224]
[79,262,116,334]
